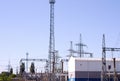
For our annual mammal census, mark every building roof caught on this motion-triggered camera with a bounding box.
[69,56,120,62]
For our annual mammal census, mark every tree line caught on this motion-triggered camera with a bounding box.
[20,62,35,75]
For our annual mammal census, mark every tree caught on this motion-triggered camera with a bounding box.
[0,72,16,81]
[0,72,8,81]
[20,62,25,75]
[30,62,35,74]
[10,68,13,74]
[8,74,16,80]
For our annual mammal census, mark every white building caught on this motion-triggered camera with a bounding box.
[68,57,120,81]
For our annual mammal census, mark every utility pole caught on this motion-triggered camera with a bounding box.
[26,52,29,73]
[8,60,11,72]
[49,0,56,81]
[70,41,73,57]
[113,58,117,81]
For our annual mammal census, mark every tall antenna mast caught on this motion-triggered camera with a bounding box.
[49,0,55,73]
[48,0,56,81]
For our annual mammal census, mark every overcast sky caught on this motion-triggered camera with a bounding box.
[0,0,120,73]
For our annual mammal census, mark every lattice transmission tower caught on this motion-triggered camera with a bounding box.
[101,34,120,81]
[48,0,56,73]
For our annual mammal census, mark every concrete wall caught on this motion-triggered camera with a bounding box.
[68,57,75,72]
[75,59,120,72]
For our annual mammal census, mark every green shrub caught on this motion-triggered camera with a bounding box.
[0,72,16,81]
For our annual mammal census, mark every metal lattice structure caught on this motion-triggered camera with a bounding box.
[75,34,93,57]
[67,41,75,57]
[68,34,93,58]
[101,34,108,81]
[20,58,48,72]
[101,34,120,81]
[48,0,57,81]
